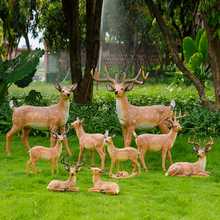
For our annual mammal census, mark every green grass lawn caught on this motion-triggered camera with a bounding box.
[0,133,220,220]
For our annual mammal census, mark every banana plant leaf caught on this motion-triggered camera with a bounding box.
[199,31,208,62]
[183,37,196,63]
[195,28,205,51]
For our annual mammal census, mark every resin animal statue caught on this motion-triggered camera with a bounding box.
[104,134,141,177]
[70,117,108,169]
[6,82,77,156]
[91,67,175,148]
[165,136,213,177]
[26,125,70,174]
[88,167,120,195]
[133,111,188,171]
[47,155,85,191]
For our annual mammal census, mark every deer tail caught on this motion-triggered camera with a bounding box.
[133,131,138,138]
[9,100,16,111]
[170,99,175,109]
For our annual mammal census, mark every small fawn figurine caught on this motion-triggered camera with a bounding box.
[70,117,108,169]
[104,134,141,178]
[6,82,77,156]
[47,155,85,191]
[165,136,213,177]
[26,125,70,174]
[88,167,120,195]
[133,111,188,171]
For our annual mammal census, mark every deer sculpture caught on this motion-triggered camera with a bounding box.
[26,125,70,174]
[70,117,108,169]
[91,68,175,148]
[104,134,141,177]
[47,155,85,191]
[165,136,214,177]
[133,111,188,171]
[88,167,120,195]
[6,82,77,156]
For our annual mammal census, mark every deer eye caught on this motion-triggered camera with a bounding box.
[121,88,123,90]
[202,152,204,154]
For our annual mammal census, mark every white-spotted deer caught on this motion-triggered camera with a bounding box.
[70,117,108,169]
[47,155,85,191]
[165,136,213,177]
[88,167,120,195]
[26,125,70,174]
[91,68,175,148]
[6,82,77,156]
[104,134,141,177]
[133,111,188,171]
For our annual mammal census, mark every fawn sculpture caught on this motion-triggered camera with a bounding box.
[133,111,188,171]
[47,155,85,191]
[70,117,108,169]
[165,136,213,177]
[91,68,175,148]
[6,82,77,156]
[88,167,120,195]
[104,134,141,177]
[26,125,70,174]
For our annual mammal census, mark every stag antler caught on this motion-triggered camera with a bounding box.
[203,136,214,150]
[174,110,188,121]
[61,155,73,168]
[188,136,202,149]
[91,67,117,84]
[62,124,70,136]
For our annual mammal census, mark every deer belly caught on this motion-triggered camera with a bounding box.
[26,123,48,130]
[136,123,156,130]
[116,152,129,161]
[85,145,96,150]
[40,155,51,161]
[148,145,162,152]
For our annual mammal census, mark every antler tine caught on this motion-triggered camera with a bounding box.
[175,110,188,120]
[50,125,58,136]
[62,124,70,136]
[165,113,173,120]
[174,111,177,121]
[90,67,116,84]
[75,156,86,168]
[60,155,72,168]
[203,136,214,150]
[121,69,149,85]
[188,136,201,149]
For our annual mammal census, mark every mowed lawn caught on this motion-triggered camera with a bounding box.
[0,132,220,220]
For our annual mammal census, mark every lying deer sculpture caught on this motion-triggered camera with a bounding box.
[6,82,77,156]
[165,136,213,177]
[91,68,175,148]
[70,117,108,169]
[104,134,141,177]
[47,155,85,191]
[133,111,188,171]
[88,167,120,195]
[26,125,70,174]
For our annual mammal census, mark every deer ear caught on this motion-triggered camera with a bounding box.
[192,146,198,152]
[205,146,212,152]
[112,134,116,139]
[106,84,115,92]
[64,166,70,172]
[125,83,134,92]
[100,169,108,173]
[70,83,77,91]
[54,82,61,92]
[52,133,57,139]
[80,118,84,124]
[76,167,82,172]
[166,119,173,127]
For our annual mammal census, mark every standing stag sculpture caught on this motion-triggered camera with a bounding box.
[6,82,77,156]
[91,68,175,148]
[47,155,85,191]
[133,111,188,171]
[166,136,213,177]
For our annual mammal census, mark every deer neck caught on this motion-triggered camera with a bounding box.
[92,175,102,186]
[167,128,178,147]
[107,142,115,154]
[75,125,85,138]
[58,96,70,115]
[116,95,130,124]
[54,142,62,156]
[198,157,207,171]
[68,174,76,185]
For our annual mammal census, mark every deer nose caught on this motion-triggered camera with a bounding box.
[71,173,74,176]
[67,93,70,97]
[197,154,200,157]
[115,91,118,95]
[61,140,63,142]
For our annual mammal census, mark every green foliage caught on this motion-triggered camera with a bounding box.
[0,134,220,219]
[182,37,196,63]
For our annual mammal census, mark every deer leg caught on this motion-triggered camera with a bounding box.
[88,188,102,193]
[156,119,170,134]
[50,126,58,148]
[116,160,120,173]
[54,159,59,173]
[26,158,32,172]
[96,147,106,169]
[162,148,168,171]
[124,125,136,148]
[21,127,32,151]
[77,146,84,165]
[131,159,141,175]
[59,125,72,156]
[6,125,22,156]
[31,159,38,174]
[67,187,79,192]
[109,158,116,177]
[122,126,127,146]
[90,150,94,167]
[51,158,55,174]
[139,147,148,171]
[100,189,118,195]
[166,150,173,165]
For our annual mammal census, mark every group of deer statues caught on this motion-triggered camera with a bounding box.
[5,68,214,194]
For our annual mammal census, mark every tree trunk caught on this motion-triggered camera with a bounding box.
[144,0,215,109]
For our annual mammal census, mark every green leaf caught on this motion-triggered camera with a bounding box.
[188,52,203,74]
[183,37,196,63]
[195,28,205,51]
[198,31,208,61]
[3,48,44,83]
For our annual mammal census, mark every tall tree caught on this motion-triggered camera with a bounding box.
[145,0,220,109]
[61,0,103,103]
